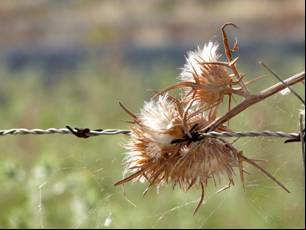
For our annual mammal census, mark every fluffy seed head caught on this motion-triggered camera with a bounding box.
[179,42,233,118]
[181,42,222,81]
[116,95,245,213]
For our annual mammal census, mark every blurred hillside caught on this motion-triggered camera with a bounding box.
[0,0,304,78]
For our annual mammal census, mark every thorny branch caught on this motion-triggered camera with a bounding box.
[260,62,305,104]
[203,23,305,133]
[203,71,305,132]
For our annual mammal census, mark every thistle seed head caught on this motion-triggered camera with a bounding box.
[117,95,245,213]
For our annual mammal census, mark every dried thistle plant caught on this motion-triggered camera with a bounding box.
[158,41,235,120]
[115,23,301,214]
[116,94,290,214]
[116,94,243,214]
[157,24,254,121]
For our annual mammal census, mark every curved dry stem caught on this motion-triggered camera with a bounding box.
[193,182,205,215]
[222,23,239,60]
[119,101,140,124]
[221,22,249,96]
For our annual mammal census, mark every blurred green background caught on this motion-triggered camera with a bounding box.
[0,0,304,228]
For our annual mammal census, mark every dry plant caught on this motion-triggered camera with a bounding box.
[115,23,305,215]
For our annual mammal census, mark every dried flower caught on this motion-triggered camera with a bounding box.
[159,42,235,119]
[116,95,246,214]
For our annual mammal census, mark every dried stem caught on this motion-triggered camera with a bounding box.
[204,71,305,132]
[221,23,250,96]
[239,154,290,193]
[260,61,305,104]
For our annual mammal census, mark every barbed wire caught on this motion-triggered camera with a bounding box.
[0,128,130,137]
[0,127,301,140]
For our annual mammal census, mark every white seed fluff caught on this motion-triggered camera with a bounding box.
[180,41,221,81]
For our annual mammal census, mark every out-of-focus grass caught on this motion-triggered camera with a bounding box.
[0,58,304,228]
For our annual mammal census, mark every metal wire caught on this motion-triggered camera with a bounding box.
[0,128,130,136]
[0,127,300,139]
[199,130,299,139]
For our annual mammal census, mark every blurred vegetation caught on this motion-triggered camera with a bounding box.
[0,56,304,228]
[0,0,305,228]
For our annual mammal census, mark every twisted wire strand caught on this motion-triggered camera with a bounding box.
[0,128,300,139]
[0,128,130,136]
[199,131,299,139]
